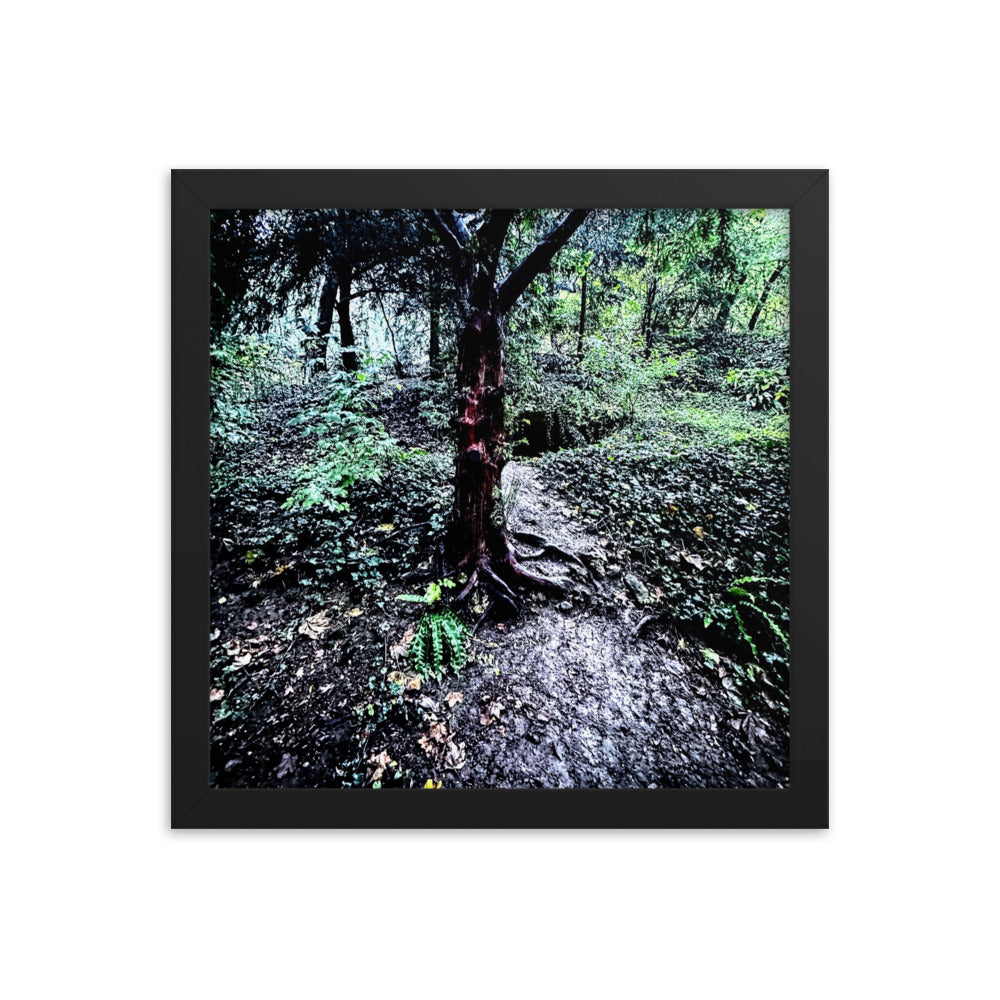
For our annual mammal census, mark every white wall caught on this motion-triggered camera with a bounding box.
[2,3,993,998]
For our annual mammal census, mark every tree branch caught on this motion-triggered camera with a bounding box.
[425,210,465,259]
[476,210,516,283]
[498,210,589,312]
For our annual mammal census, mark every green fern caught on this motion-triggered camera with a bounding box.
[408,608,470,682]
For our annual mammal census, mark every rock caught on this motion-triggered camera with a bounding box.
[624,573,652,605]
[581,548,608,577]
[606,564,622,578]
[558,600,573,611]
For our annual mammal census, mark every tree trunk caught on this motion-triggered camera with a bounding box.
[305,274,337,376]
[642,276,658,358]
[428,286,441,372]
[375,290,405,378]
[712,272,747,334]
[453,292,506,562]
[426,208,589,598]
[336,266,358,372]
[747,260,787,333]
[576,268,588,357]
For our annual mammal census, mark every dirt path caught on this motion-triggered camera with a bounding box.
[428,462,788,788]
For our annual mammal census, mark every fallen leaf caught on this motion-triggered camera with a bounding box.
[224,639,241,656]
[209,629,221,642]
[693,525,705,540]
[443,740,466,770]
[445,692,463,708]
[680,551,706,571]
[423,779,442,789]
[233,653,251,667]
[275,753,296,779]
[376,523,395,532]
[209,688,224,702]
[346,608,363,618]
[298,609,331,639]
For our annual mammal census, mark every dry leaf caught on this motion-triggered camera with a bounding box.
[445,692,463,708]
[376,523,395,532]
[423,779,442,789]
[276,753,296,779]
[693,526,705,540]
[209,688,224,702]
[233,653,251,667]
[443,740,466,770]
[298,609,331,639]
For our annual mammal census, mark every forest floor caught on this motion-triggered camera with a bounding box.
[210,379,789,789]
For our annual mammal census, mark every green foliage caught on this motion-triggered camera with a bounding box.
[283,374,402,514]
[396,578,457,604]
[656,393,789,457]
[210,333,273,470]
[724,367,789,411]
[416,393,452,439]
[705,575,789,662]
[407,608,470,682]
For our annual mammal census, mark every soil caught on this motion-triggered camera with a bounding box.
[210,402,789,788]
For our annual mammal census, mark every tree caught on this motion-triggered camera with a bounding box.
[426,208,589,604]
[747,258,787,333]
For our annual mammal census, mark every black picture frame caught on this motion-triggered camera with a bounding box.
[173,169,828,829]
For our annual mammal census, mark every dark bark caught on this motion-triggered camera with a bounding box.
[427,208,589,595]
[641,275,658,358]
[336,265,358,372]
[453,291,506,562]
[712,271,748,334]
[747,259,787,333]
[305,274,337,376]
[375,291,405,378]
[428,287,441,371]
[498,210,590,312]
[576,268,588,357]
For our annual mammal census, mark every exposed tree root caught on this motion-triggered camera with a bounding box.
[456,568,479,602]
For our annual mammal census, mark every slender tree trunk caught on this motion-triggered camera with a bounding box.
[428,286,441,372]
[576,268,588,357]
[375,290,405,378]
[336,266,358,372]
[712,272,747,334]
[304,274,337,377]
[747,260,787,333]
[642,276,658,358]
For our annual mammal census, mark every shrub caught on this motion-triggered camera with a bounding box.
[724,367,789,411]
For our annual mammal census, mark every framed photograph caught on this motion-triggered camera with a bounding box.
[173,169,828,828]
